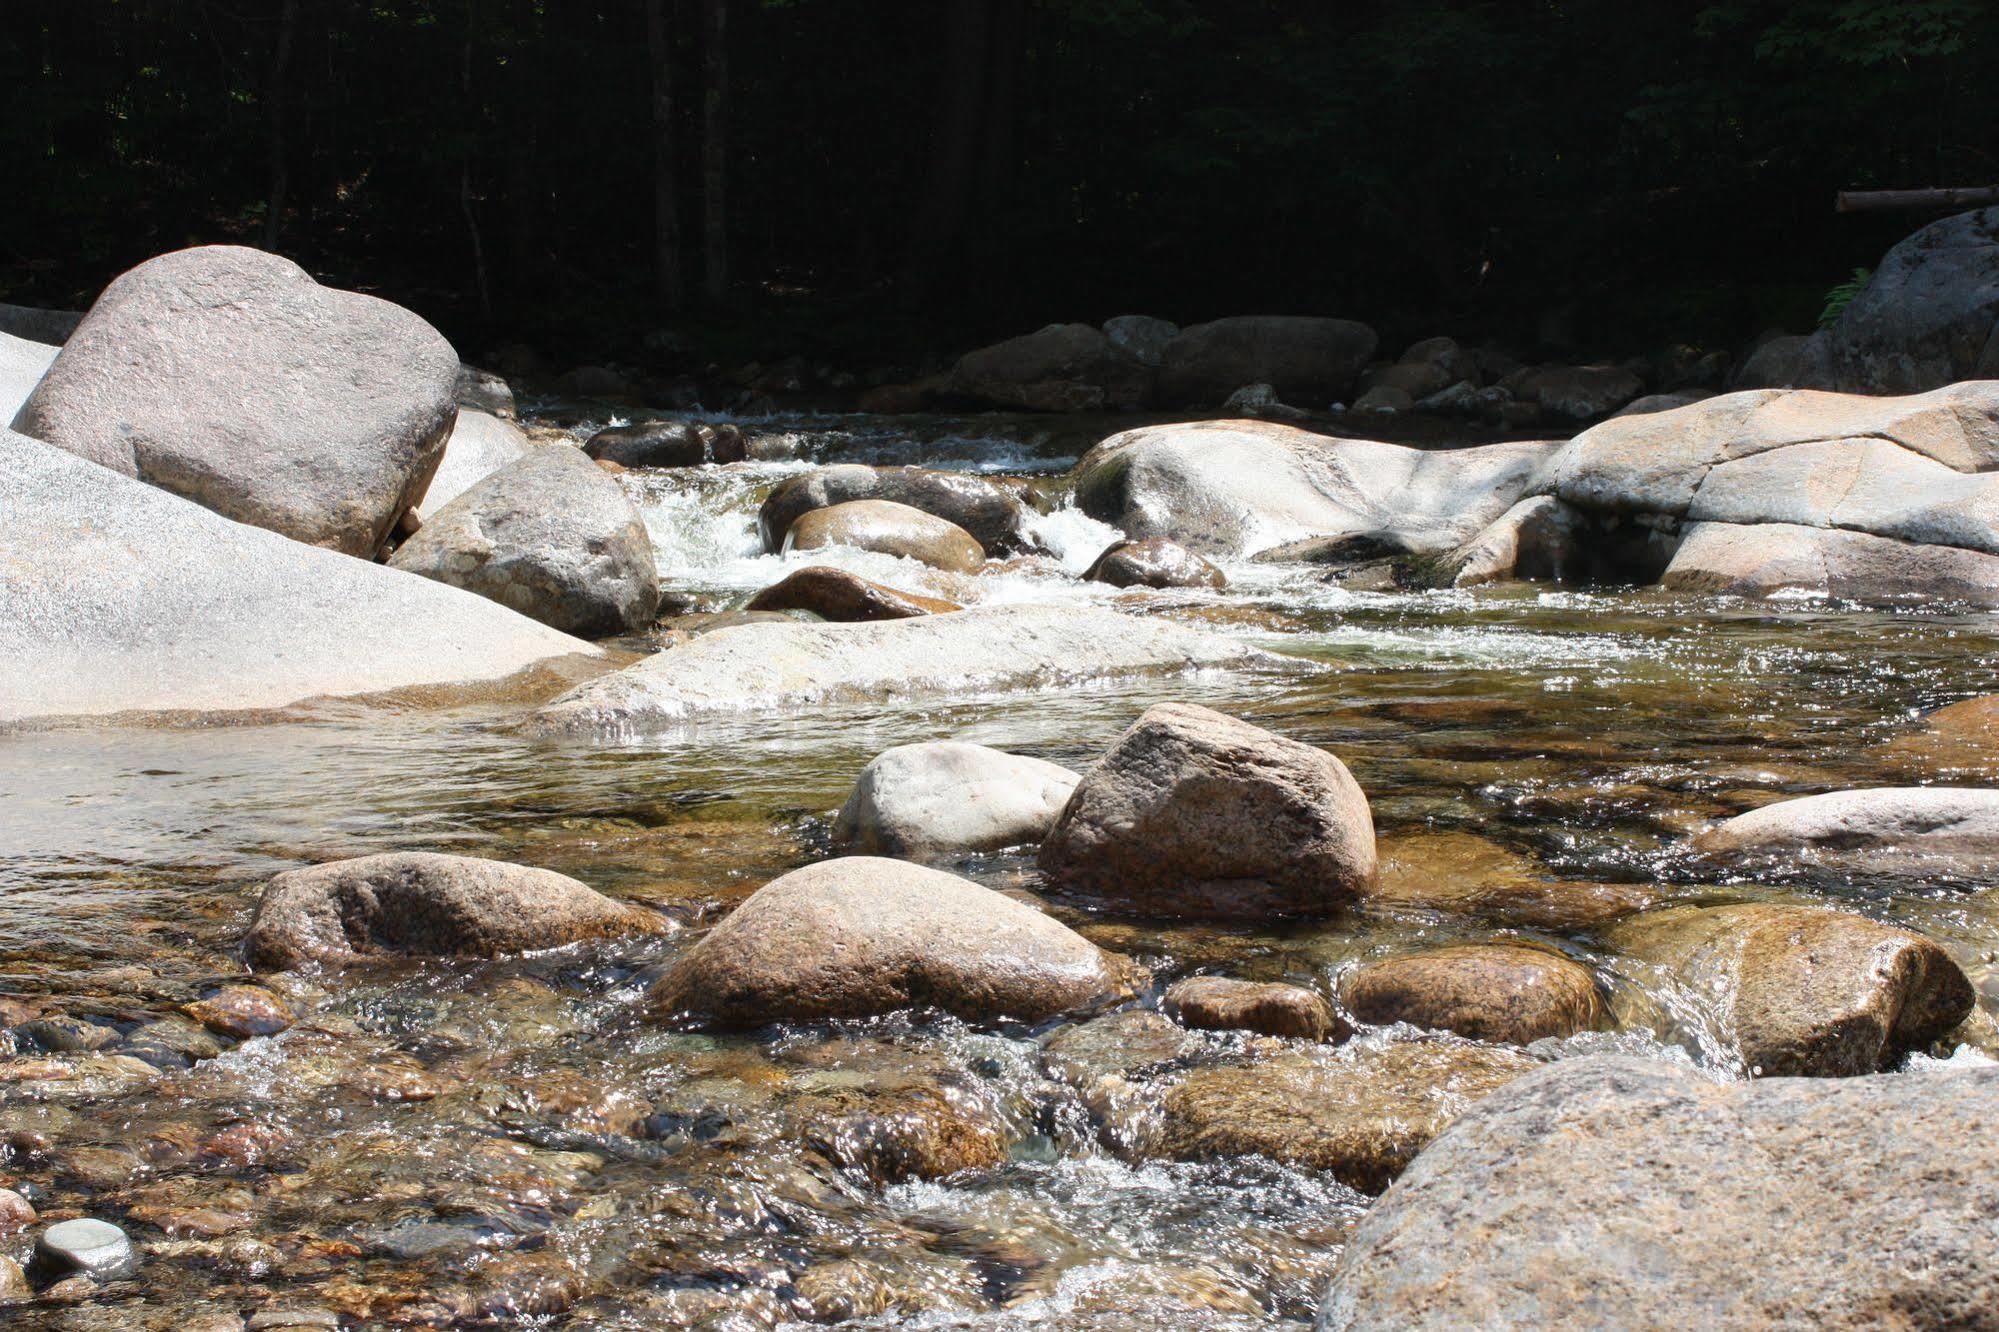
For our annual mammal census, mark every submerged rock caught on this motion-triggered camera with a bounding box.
[1070,420,1556,559]
[1084,537,1228,590]
[833,741,1080,860]
[528,604,1278,731]
[245,852,668,969]
[647,857,1133,1027]
[744,566,960,622]
[758,463,1038,555]
[34,1217,138,1281]
[1343,944,1603,1045]
[1694,786,1999,873]
[13,244,458,557]
[413,409,529,522]
[1608,903,1971,1076]
[1162,976,1343,1041]
[0,429,594,724]
[1157,315,1377,406]
[1318,1056,1999,1329]
[1040,703,1376,918]
[784,499,986,572]
[1157,1041,1536,1192]
[389,445,661,636]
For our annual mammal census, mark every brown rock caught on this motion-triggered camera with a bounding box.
[1883,694,1999,778]
[1157,1041,1536,1192]
[1083,538,1228,590]
[800,1084,1007,1183]
[184,985,295,1040]
[0,1187,35,1236]
[1163,976,1343,1041]
[1608,904,1973,1075]
[1039,703,1376,918]
[784,499,986,572]
[744,566,960,622]
[648,857,1134,1028]
[1344,944,1603,1045]
[245,852,670,969]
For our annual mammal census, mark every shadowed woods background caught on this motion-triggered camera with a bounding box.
[2,0,1996,371]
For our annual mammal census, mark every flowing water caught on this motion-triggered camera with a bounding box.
[3,409,1998,1328]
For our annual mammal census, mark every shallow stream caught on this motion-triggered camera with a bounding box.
[3,408,1996,1328]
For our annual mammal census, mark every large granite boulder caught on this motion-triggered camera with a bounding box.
[1607,904,1972,1076]
[1083,537,1227,590]
[1344,944,1603,1045]
[947,322,1153,412]
[0,429,593,725]
[1157,316,1378,406]
[784,499,986,572]
[1158,1041,1537,1192]
[757,464,1038,555]
[390,446,660,636]
[1039,703,1376,918]
[12,245,459,558]
[833,741,1080,860]
[246,852,667,968]
[1069,420,1556,560]
[647,858,1133,1027]
[413,409,529,521]
[0,331,57,421]
[1694,786,1999,875]
[1818,206,1999,393]
[527,604,1277,733]
[1318,1057,1999,1329]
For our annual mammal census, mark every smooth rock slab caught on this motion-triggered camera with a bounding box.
[35,1217,138,1280]
[390,445,660,636]
[1344,944,1603,1045]
[528,603,1280,732]
[0,429,595,724]
[1040,703,1376,918]
[648,857,1134,1028]
[833,741,1081,860]
[1157,1041,1537,1193]
[1694,786,1999,873]
[1662,520,1999,605]
[245,852,668,969]
[14,245,459,557]
[1607,904,1971,1076]
[1318,1056,1999,1330]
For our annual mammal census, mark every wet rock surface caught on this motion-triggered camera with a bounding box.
[1694,785,1999,873]
[1163,976,1343,1041]
[1320,1057,1999,1329]
[784,498,987,572]
[1041,703,1377,918]
[744,565,961,621]
[1343,944,1603,1045]
[1085,537,1228,590]
[758,462,1038,554]
[834,740,1080,860]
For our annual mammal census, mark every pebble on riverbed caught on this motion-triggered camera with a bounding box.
[34,1215,139,1281]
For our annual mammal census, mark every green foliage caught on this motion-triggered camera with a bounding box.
[1820,268,1873,328]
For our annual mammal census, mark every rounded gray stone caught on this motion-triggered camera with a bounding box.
[37,1217,138,1280]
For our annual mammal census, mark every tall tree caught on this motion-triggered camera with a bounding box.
[700,0,729,305]
[647,0,683,309]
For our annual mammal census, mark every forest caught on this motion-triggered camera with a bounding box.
[4,0,1996,369]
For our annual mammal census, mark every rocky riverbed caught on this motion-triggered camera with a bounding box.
[4,243,1999,1329]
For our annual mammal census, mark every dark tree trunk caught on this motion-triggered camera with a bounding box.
[260,0,299,252]
[902,0,991,302]
[700,0,729,305]
[647,0,683,310]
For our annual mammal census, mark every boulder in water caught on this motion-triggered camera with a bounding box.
[948,322,1153,412]
[833,741,1080,860]
[583,420,707,468]
[0,429,594,725]
[784,499,986,572]
[414,408,529,521]
[1693,786,1999,874]
[1039,703,1376,918]
[389,445,660,637]
[1317,1056,1999,1329]
[1607,903,1971,1076]
[1084,537,1227,590]
[1157,316,1377,406]
[12,245,459,558]
[647,857,1134,1028]
[1818,206,1999,393]
[1343,944,1603,1045]
[245,851,669,969]
[528,604,1278,732]
[745,566,960,622]
[1162,976,1343,1041]
[758,463,1039,555]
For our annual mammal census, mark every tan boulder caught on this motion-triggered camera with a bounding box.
[1163,976,1343,1041]
[784,499,985,572]
[1343,944,1603,1045]
[744,566,960,622]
